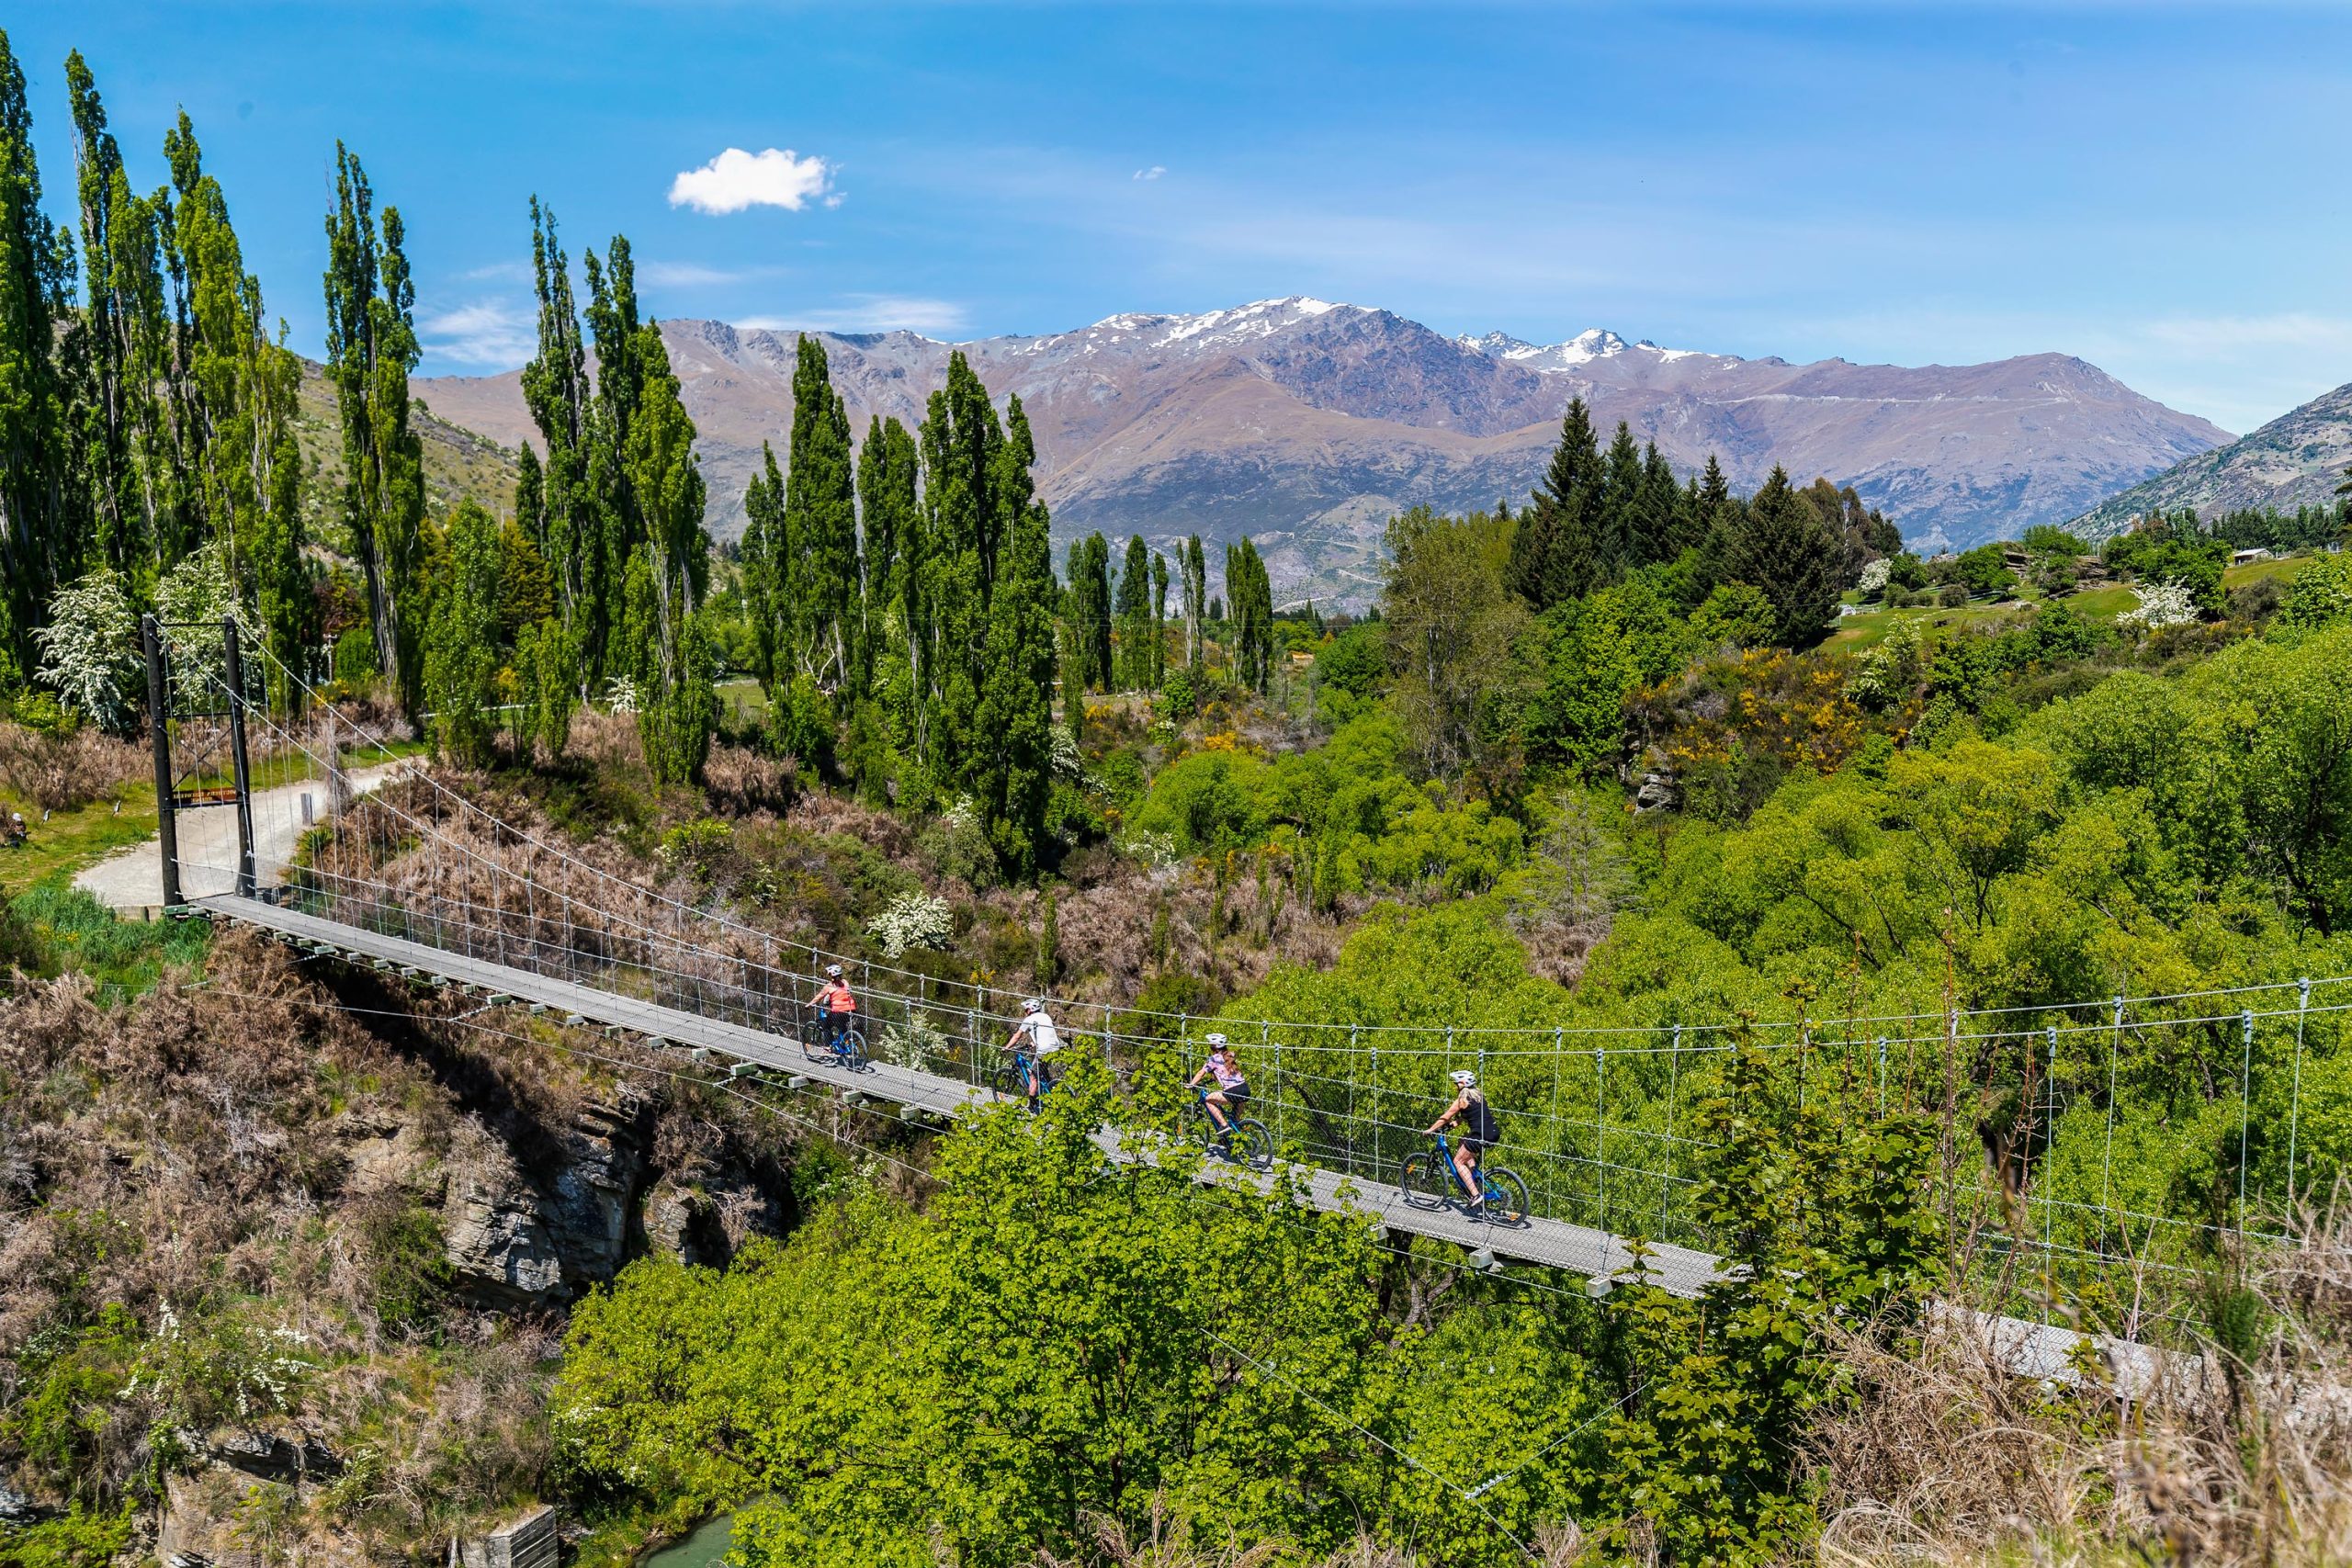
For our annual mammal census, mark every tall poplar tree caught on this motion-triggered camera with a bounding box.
[783,334,858,692]
[322,142,424,713]
[914,352,1001,786]
[1149,550,1170,690]
[0,29,76,679]
[519,199,602,679]
[159,113,307,682]
[738,442,786,691]
[1225,537,1274,693]
[978,398,1057,874]
[857,414,919,724]
[1114,534,1150,690]
[1182,535,1206,671]
[1061,536,1103,691]
[619,316,714,781]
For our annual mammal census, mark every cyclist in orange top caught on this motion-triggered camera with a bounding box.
[811,964,856,1056]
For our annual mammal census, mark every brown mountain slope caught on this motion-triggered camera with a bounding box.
[414,299,2231,602]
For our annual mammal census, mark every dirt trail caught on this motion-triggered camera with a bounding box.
[74,763,400,910]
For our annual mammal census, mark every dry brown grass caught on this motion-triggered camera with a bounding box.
[0,719,150,812]
[702,742,797,818]
[566,707,643,772]
[1810,1216,2352,1566]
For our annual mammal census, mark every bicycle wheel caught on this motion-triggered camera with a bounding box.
[990,1061,1028,1100]
[839,1027,868,1072]
[1482,1167,1532,1226]
[1400,1150,1445,1209]
[1226,1116,1274,1173]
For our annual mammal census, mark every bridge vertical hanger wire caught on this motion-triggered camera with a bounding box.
[1595,1044,1608,1235]
[2290,978,2310,1211]
[1662,1026,1679,1240]
[2104,993,2123,1229]
[2239,1008,2255,1237]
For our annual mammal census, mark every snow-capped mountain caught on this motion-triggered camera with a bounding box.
[415,297,2232,604]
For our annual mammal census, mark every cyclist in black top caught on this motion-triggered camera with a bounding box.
[1426,1068,1500,1213]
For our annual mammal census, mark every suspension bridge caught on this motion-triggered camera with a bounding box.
[127,615,2340,1389]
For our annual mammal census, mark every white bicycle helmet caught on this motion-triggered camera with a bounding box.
[1204,1032,1229,1048]
[1450,1069,1477,1088]
[825,964,843,978]
[1023,998,1046,1013]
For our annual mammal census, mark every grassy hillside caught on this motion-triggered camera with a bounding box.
[292,358,524,531]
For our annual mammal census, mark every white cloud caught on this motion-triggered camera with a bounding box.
[639,260,788,288]
[735,295,969,336]
[669,147,834,215]
[1133,165,1165,181]
[419,299,534,368]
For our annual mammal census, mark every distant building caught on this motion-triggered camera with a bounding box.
[2232,547,2274,565]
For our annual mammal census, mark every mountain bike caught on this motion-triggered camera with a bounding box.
[992,1046,1059,1107]
[1187,1087,1273,1173]
[797,1002,869,1073]
[1401,1131,1531,1225]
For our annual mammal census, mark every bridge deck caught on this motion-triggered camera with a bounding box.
[195,893,2174,1391]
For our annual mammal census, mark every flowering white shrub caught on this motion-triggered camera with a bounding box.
[34,567,141,733]
[1121,829,1182,872]
[1049,724,1083,780]
[867,892,952,957]
[2121,579,2199,631]
[602,674,641,714]
[1858,558,1893,594]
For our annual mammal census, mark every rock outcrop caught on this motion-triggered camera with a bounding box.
[440,1096,650,1307]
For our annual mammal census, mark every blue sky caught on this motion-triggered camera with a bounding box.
[10,2,2347,432]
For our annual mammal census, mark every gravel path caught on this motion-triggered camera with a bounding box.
[74,763,400,911]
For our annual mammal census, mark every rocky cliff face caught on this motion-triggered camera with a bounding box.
[439,1098,649,1307]
[413,298,2230,600]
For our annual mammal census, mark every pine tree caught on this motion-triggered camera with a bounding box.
[1600,420,1645,576]
[1639,440,1683,563]
[1510,396,1605,610]
[1114,534,1149,690]
[0,29,78,681]
[322,142,425,715]
[785,334,858,692]
[1724,465,1841,649]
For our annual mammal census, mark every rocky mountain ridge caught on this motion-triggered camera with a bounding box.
[2068,378,2352,540]
[413,297,2233,603]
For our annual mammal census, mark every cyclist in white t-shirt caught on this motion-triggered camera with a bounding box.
[1007,998,1062,1110]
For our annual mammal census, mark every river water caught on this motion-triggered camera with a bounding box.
[640,1512,738,1568]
